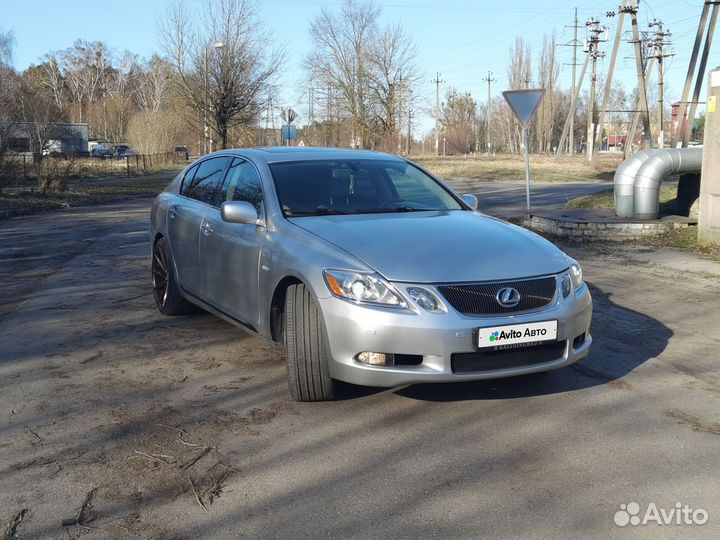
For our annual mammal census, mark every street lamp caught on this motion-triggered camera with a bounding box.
[204,41,224,154]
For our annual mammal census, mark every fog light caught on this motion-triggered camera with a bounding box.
[356,352,391,366]
[561,274,572,298]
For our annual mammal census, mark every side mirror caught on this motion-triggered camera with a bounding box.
[221,201,259,225]
[461,194,478,210]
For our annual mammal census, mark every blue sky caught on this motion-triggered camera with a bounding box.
[2,0,718,134]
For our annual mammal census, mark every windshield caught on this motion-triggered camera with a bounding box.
[269,159,464,216]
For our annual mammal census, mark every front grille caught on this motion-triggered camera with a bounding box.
[451,341,567,374]
[437,276,557,316]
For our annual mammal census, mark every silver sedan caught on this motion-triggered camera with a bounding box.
[150,148,592,401]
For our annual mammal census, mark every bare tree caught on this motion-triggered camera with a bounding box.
[440,88,479,155]
[535,32,559,153]
[504,37,533,153]
[127,109,184,154]
[134,55,174,113]
[305,0,418,150]
[159,0,284,150]
[0,30,19,191]
[18,66,69,191]
[507,37,532,90]
[101,50,139,142]
[50,40,108,125]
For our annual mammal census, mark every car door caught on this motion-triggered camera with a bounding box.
[167,157,230,296]
[200,157,266,327]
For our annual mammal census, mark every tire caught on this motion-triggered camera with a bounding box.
[152,237,198,316]
[284,283,335,401]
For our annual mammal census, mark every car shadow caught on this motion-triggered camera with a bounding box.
[337,282,672,402]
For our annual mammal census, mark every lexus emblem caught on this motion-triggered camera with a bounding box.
[496,287,521,308]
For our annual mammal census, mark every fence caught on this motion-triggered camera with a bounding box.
[123,151,189,176]
[14,151,189,180]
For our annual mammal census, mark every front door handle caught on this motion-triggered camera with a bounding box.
[168,206,178,219]
[201,222,214,236]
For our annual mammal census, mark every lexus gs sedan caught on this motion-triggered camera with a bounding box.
[150,147,592,401]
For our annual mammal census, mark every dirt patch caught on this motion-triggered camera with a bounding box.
[665,410,720,436]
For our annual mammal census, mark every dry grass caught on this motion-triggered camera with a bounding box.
[0,171,178,220]
[565,184,678,214]
[640,226,720,259]
[413,153,621,183]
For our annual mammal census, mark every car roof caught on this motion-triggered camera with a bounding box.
[204,147,406,165]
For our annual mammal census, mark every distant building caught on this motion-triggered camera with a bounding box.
[1,122,89,155]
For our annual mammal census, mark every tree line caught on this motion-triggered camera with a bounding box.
[0,0,668,192]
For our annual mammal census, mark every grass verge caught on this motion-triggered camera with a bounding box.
[565,184,678,213]
[0,171,178,220]
[414,154,621,183]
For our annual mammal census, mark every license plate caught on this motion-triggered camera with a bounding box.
[477,320,557,349]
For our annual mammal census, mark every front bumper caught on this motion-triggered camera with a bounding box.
[319,278,593,387]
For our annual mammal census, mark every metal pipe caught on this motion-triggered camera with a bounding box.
[632,148,703,219]
[614,149,655,217]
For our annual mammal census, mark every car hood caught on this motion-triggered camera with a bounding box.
[291,210,569,283]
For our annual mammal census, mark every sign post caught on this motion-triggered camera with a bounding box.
[502,89,545,211]
[281,107,298,146]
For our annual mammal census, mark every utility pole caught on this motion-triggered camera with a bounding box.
[406,101,413,155]
[559,7,584,154]
[684,2,719,147]
[397,73,404,153]
[593,2,625,162]
[482,71,496,153]
[585,18,605,161]
[625,56,656,158]
[629,0,653,151]
[555,52,590,159]
[433,72,443,156]
[308,85,314,125]
[204,46,208,154]
[649,20,673,148]
[673,2,712,147]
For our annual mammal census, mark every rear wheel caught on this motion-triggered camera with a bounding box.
[284,283,335,401]
[152,237,197,316]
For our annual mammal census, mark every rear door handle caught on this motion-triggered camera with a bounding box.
[201,222,214,236]
[168,206,177,219]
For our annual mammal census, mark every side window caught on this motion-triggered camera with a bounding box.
[179,163,199,196]
[219,158,264,213]
[185,157,231,206]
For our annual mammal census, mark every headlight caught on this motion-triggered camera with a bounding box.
[323,269,407,307]
[569,261,583,289]
[406,286,447,313]
[560,274,572,298]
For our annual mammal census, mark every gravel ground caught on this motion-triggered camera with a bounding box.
[1,198,720,539]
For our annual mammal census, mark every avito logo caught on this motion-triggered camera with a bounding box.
[488,327,548,343]
[614,502,709,527]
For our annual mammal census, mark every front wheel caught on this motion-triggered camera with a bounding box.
[284,283,335,402]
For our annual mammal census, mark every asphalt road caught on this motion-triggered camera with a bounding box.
[1,194,720,539]
[471,181,612,217]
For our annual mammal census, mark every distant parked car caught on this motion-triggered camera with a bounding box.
[174,145,190,160]
[91,144,114,158]
[114,145,131,159]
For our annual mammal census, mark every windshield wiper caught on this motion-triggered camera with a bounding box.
[287,208,349,216]
[357,206,432,214]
